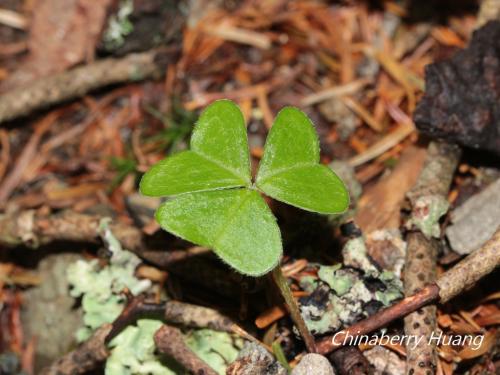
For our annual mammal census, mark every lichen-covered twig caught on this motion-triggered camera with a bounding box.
[0,209,145,251]
[40,324,112,375]
[404,140,461,375]
[0,48,178,124]
[154,325,218,375]
[315,228,500,355]
[406,141,461,238]
[0,209,209,266]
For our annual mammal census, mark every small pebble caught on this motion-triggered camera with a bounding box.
[291,353,336,375]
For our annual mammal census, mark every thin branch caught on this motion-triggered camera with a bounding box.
[164,300,235,333]
[40,324,112,375]
[436,228,500,303]
[0,48,178,124]
[0,209,210,267]
[154,325,218,375]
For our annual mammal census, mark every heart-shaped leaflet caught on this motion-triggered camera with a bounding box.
[156,189,281,276]
[140,99,251,196]
[255,107,349,214]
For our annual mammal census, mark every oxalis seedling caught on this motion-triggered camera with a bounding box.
[140,99,349,352]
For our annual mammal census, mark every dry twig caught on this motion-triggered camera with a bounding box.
[154,325,218,375]
[40,324,112,375]
[0,48,177,124]
[164,300,235,333]
[0,209,209,266]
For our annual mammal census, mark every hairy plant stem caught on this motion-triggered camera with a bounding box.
[271,266,317,353]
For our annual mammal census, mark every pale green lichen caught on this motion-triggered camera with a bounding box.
[407,195,449,238]
[185,329,244,374]
[103,0,134,50]
[300,296,340,335]
[375,271,403,306]
[107,319,178,375]
[107,324,243,375]
[67,219,151,341]
[299,275,319,293]
[69,220,243,374]
[341,237,379,276]
[318,265,355,296]
[301,265,403,335]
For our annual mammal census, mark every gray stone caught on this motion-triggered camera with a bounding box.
[291,353,336,375]
[364,345,405,375]
[446,178,500,254]
[21,253,83,370]
[227,342,287,375]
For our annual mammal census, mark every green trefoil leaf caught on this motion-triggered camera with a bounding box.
[140,100,349,276]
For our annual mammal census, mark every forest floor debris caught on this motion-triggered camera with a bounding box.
[0,1,498,374]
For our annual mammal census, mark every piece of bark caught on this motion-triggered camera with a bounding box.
[329,346,371,375]
[446,178,500,254]
[0,208,201,266]
[315,285,440,355]
[154,325,218,375]
[41,298,242,375]
[0,48,177,124]
[355,145,427,233]
[39,323,112,375]
[413,21,500,156]
[226,342,287,375]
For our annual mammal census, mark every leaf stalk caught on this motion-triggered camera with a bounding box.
[271,265,317,353]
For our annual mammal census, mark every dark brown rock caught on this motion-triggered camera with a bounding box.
[414,21,500,156]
